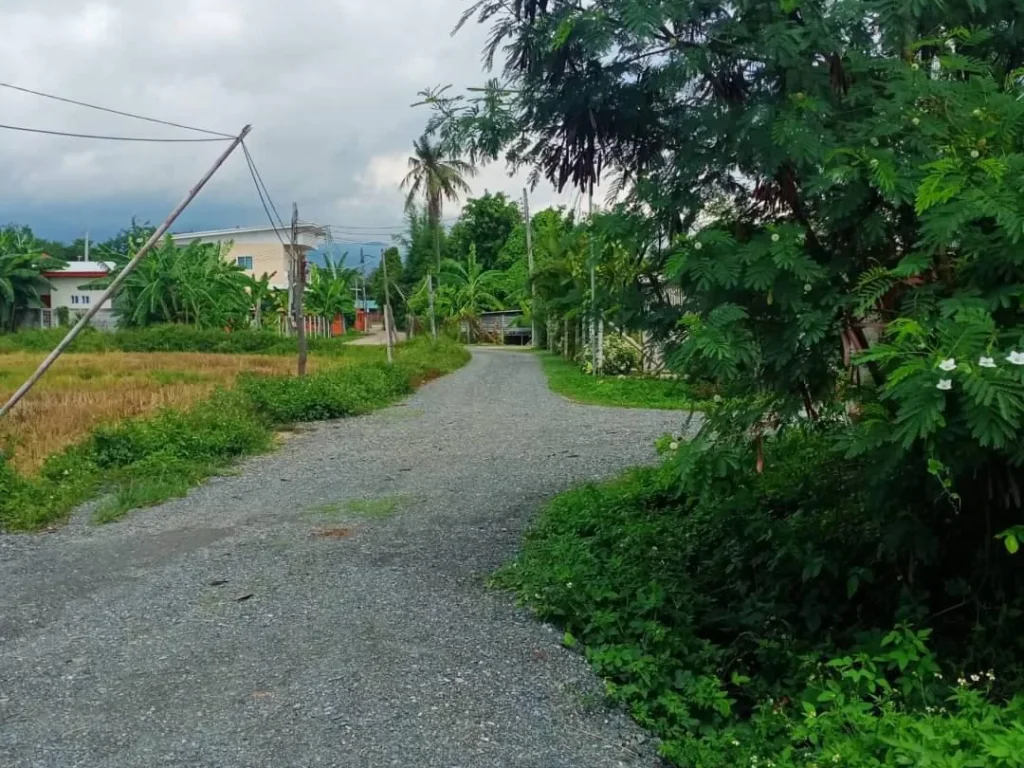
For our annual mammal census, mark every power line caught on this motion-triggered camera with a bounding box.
[241,142,288,232]
[240,143,288,248]
[0,81,235,138]
[0,122,232,143]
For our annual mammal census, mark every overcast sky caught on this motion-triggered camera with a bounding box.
[0,0,579,245]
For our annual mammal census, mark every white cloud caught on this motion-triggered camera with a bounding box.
[0,0,585,239]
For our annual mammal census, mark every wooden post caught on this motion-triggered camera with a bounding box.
[522,188,537,348]
[0,125,252,419]
[290,203,308,376]
[382,247,395,364]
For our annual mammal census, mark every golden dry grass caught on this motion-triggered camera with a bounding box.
[0,352,325,474]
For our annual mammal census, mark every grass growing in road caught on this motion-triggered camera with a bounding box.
[538,353,703,410]
[0,339,468,532]
[344,496,404,519]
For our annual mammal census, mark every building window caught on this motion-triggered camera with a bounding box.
[236,256,254,270]
[71,295,79,305]
[82,295,90,305]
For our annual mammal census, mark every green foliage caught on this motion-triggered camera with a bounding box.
[446,191,521,270]
[498,437,1024,764]
[305,256,357,323]
[0,225,65,331]
[0,324,358,355]
[0,338,468,531]
[577,333,642,375]
[91,234,252,329]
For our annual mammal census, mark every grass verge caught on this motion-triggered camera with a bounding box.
[0,338,468,531]
[538,352,705,410]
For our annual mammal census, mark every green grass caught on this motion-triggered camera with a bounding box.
[538,353,704,410]
[344,495,405,519]
[0,324,363,355]
[0,338,469,532]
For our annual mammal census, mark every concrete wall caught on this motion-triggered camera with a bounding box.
[47,276,114,313]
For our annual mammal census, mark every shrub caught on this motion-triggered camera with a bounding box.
[577,333,642,375]
[238,364,411,423]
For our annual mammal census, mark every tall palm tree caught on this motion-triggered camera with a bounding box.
[0,227,63,331]
[401,135,475,339]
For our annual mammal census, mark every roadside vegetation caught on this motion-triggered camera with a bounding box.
[420,1,1024,765]
[538,353,704,411]
[0,336,468,531]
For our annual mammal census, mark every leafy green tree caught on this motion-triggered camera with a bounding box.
[447,192,521,270]
[426,0,1024,680]
[401,134,475,276]
[305,256,357,325]
[0,226,64,331]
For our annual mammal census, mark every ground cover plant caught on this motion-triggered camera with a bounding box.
[0,337,468,531]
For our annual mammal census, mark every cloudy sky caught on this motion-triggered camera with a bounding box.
[0,0,579,246]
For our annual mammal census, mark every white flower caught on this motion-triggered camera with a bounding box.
[771,233,780,242]
[934,672,943,679]
[937,379,953,391]
[938,358,957,372]
[986,670,996,681]
[566,582,573,589]
[870,137,879,147]
[713,394,723,403]
[731,739,740,747]
[912,117,920,126]
[970,150,980,159]
[1007,351,1024,365]
[957,676,968,686]
[804,283,812,293]
[693,241,703,251]
[669,442,680,451]
[870,158,879,168]
[979,356,997,368]
[971,673,981,682]
[973,108,983,117]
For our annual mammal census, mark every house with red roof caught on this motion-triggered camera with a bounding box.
[34,261,117,330]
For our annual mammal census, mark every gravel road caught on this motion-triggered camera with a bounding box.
[0,349,694,768]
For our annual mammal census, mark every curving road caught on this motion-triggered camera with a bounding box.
[0,349,692,768]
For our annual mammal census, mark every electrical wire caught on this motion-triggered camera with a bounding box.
[0,81,236,138]
[0,122,232,142]
[241,142,288,232]
[240,143,288,248]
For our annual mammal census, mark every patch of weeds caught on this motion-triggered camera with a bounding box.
[344,495,406,519]
[93,455,218,524]
[307,501,346,516]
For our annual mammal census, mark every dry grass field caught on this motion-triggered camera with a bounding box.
[0,352,327,474]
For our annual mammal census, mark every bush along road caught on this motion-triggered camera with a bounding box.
[0,348,691,768]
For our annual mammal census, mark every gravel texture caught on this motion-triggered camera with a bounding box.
[0,349,696,768]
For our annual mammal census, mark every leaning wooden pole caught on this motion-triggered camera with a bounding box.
[0,125,252,419]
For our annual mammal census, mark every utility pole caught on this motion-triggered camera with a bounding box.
[0,125,252,419]
[522,188,537,348]
[427,273,437,340]
[291,203,308,377]
[381,247,395,364]
[588,185,599,375]
[83,230,90,261]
